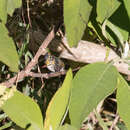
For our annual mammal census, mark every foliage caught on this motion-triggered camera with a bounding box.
[44,69,72,130]
[0,0,20,72]
[0,23,19,72]
[0,0,130,130]
[1,86,44,130]
[64,0,92,47]
[69,63,118,128]
[117,75,130,130]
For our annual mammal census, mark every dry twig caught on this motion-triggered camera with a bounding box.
[28,67,80,79]
[27,0,32,27]
[1,28,55,87]
[109,114,120,130]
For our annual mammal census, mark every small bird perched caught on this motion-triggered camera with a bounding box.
[44,52,65,72]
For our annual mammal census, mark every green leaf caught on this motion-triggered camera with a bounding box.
[0,23,19,72]
[123,0,130,20]
[109,4,130,38]
[89,20,109,43]
[44,69,73,130]
[1,90,44,130]
[117,74,130,130]
[7,0,21,16]
[69,62,118,128]
[97,0,121,23]
[57,124,78,130]
[106,20,128,47]
[0,0,21,22]
[64,0,92,47]
[0,85,16,107]
[0,0,7,23]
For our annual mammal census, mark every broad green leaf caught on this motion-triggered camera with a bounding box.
[0,0,7,23]
[0,23,19,72]
[1,90,44,130]
[100,4,129,47]
[57,124,78,130]
[109,4,130,39]
[7,0,21,16]
[117,74,130,130]
[0,0,21,22]
[64,0,92,47]
[123,0,130,20]
[97,0,121,23]
[105,20,128,47]
[44,69,73,130]
[69,62,118,128]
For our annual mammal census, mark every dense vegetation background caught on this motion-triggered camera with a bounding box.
[0,0,130,130]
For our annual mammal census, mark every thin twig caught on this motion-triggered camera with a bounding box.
[109,114,120,130]
[1,28,55,87]
[38,65,45,88]
[27,0,32,27]
[28,67,80,79]
[25,27,55,73]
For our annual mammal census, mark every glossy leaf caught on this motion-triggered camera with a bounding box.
[97,0,120,23]
[1,90,44,130]
[7,0,21,16]
[117,74,130,130]
[44,69,73,130]
[64,0,92,47]
[69,62,118,128]
[0,23,19,72]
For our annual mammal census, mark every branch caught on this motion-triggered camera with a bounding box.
[60,39,130,76]
[109,114,119,130]
[27,67,80,79]
[1,28,55,87]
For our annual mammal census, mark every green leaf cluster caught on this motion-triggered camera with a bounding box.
[0,0,130,129]
[1,63,130,129]
[64,0,130,48]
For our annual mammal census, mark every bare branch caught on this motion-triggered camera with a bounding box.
[1,28,55,87]
[109,114,120,130]
[28,67,80,79]
[60,39,130,75]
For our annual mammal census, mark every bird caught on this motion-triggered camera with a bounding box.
[44,52,65,72]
